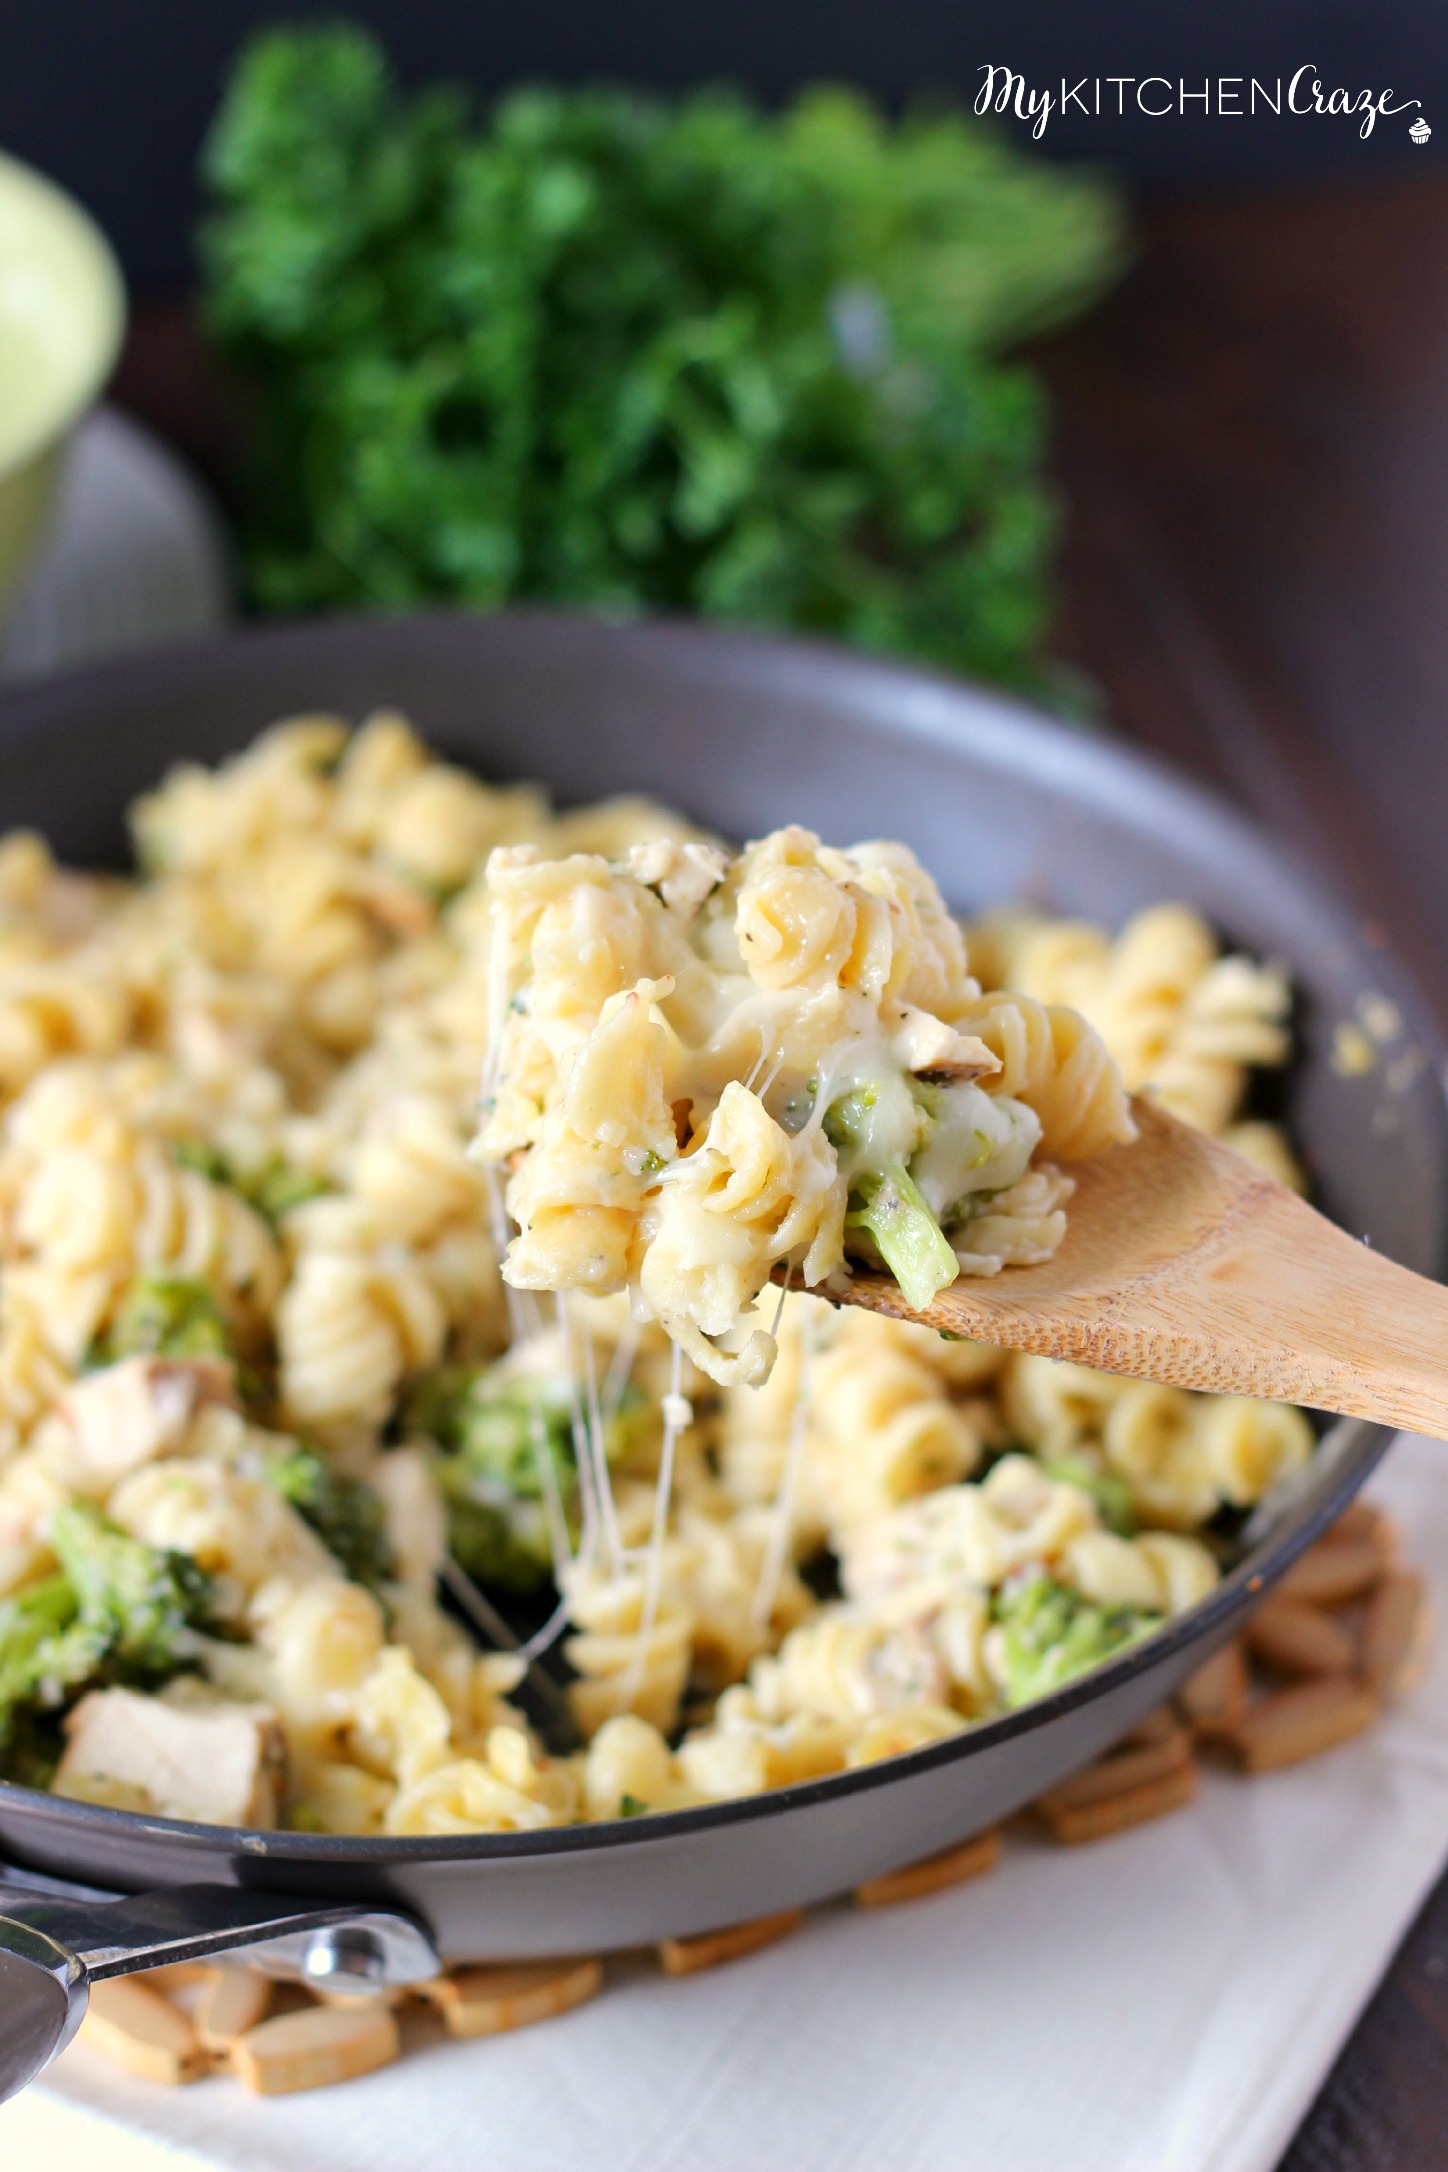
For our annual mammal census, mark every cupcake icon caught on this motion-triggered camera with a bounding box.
[1411,117,1431,144]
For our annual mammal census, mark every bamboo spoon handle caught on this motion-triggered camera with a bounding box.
[845,1101,1448,1435]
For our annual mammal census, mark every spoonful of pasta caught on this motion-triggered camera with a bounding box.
[840,1094,1448,1436]
[475,825,1448,1434]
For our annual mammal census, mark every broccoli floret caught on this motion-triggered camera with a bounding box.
[822,1078,960,1312]
[407,1365,583,1496]
[245,1158,330,1224]
[417,1369,576,1594]
[97,1273,230,1365]
[991,1571,1159,1708]
[172,1138,230,1184]
[440,1489,560,1594]
[0,1507,218,1771]
[0,1574,83,1721]
[173,1138,330,1228]
[403,1364,483,1456]
[407,1362,645,1594]
[1042,1456,1136,1538]
[263,1444,395,1590]
[51,1504,217,1678]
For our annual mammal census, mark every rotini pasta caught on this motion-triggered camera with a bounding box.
[478,827,1133,1386]
[562,1561,695,1738]
[0,712,1317,1840]
[969,898,1300,1180]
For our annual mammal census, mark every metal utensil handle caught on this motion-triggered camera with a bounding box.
[0,1870,439,2104]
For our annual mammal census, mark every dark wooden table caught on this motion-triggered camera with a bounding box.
[1042,166,1448,1019]
[1038,164,1448,2172]
[111,165,1448,2166]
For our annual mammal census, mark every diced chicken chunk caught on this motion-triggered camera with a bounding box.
[55,1687,285,1826]
[624,837,728,917]
[51,1358,238,1490]
[890,1007,1000,1082]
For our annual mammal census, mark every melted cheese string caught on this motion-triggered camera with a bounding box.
[601,1315,641,1429]
[482,1160,573,1579]
[566,1294,622,1569]
[750,1305,816,1632]
[617,1340,685,1714]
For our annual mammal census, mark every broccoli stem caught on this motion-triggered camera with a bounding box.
[846,1163,960,1312]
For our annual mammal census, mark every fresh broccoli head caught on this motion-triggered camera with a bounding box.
[97,1273,231,1365]
[991,1571,1159,1708]
[0,1506,218,1774]
[263,1443,395,1590]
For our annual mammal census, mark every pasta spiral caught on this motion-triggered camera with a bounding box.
[278,1238,446,1434]
[959,990,1137,1159]
[969,899,1294,1160]
[563,1562,695,1738]
[802,1321,987,1535]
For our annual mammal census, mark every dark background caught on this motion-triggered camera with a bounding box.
[2,0,1446,293]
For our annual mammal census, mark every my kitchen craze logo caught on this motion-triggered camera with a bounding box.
[976,67,1425,142]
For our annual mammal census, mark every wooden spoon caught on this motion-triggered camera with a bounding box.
[843,1099,1448,1433]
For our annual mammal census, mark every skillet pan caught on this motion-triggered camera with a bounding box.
[3,609,1446,2098]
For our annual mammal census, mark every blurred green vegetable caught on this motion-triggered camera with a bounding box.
[54,1505,217,1676]
[441,1487,558,1597]
[245,1159,331,1224]
[200,25,1124,690]
[263,1442,396,1590]
[1042,1455,1136,1537]
[174,1138,331,1228]
[0,1576,78,1735]
[992,1570,1157,1706]
[0,1505,217,1776]
[95,1273,230,1366]
[408,1360,646,1593]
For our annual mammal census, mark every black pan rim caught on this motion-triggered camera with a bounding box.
[0,608,1426,1871]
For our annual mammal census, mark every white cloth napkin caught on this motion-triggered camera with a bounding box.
[6,1432,1448,2172]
